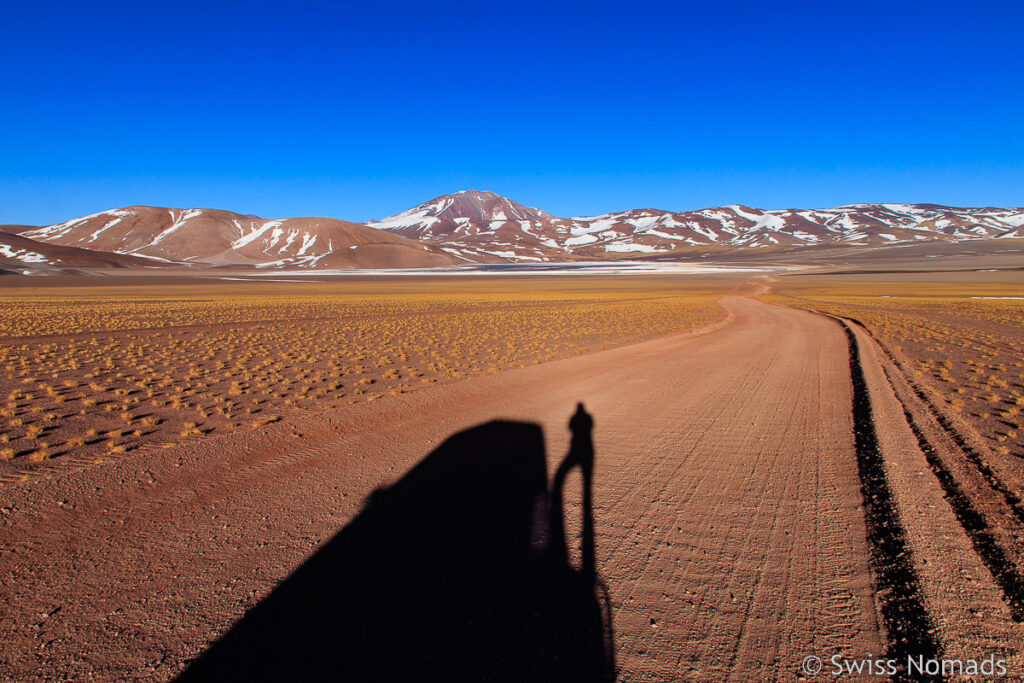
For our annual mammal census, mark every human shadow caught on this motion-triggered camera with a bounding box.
[179,403,614,682]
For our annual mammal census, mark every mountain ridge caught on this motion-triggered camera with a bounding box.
[21,205,456,270]
[369,192,1024,261]
[6,191,1024,272]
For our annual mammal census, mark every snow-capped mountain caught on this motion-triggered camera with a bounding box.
[371,190,553,234]
[371,191,1024,261]
[367,190,562,262]
[10,193,1024,273]
[22,207,455,269]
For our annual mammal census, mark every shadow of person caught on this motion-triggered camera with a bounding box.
[179,405,614,683]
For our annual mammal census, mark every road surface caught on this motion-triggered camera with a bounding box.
[1,294,1019,680]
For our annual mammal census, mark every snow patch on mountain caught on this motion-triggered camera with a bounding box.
[0,244,47,263]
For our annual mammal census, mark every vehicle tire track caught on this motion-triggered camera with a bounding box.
[836,318,944,681]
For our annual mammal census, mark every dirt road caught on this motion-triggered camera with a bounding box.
[1,295,1019,680]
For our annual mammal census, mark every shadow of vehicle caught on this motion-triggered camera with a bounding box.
[179,404,614,682]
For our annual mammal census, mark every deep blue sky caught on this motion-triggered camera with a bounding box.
[2,1,1022,225]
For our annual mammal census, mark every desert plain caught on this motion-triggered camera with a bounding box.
[1,264,1023,681]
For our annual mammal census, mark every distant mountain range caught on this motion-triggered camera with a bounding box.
[4,190,1023,272]
[369,190,1024,262]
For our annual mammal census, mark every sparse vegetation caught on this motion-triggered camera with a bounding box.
[766,280,1024,459]
[0,278,725,473]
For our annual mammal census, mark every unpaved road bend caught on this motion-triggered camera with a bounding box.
[1,295,1020,681]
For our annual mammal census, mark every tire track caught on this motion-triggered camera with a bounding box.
[836,316,1024,621]
[846,318,1024,526]
[838,318,944,680]
[893,389,1024,620]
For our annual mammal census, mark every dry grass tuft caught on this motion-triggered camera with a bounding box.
[0,279,725,472]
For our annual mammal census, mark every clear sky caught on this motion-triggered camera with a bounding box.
[2,0,1022,225]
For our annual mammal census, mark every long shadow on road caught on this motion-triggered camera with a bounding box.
[179,404,614,682]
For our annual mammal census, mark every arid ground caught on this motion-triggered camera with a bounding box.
[1,271,1022,680]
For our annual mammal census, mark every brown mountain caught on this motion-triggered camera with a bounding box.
[14,194,1024,271]
[0,225,37,235]
[0,232,165,271]
[23,207,456,269]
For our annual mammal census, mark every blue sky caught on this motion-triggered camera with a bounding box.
[2,0,1022,225]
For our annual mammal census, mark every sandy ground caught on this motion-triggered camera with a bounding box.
[0,278,723,474]
[1,293,1021,680]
